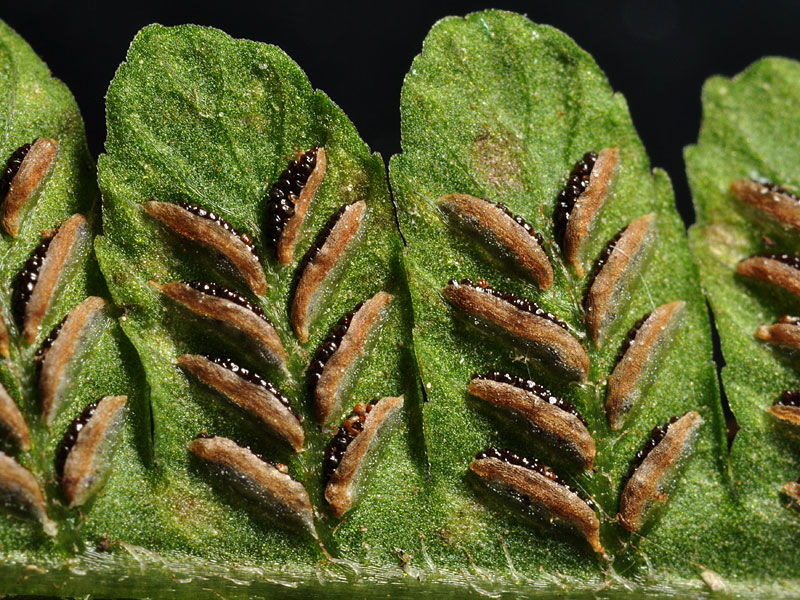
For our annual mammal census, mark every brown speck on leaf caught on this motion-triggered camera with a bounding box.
[96,534,119,552]
[437,529,454,545]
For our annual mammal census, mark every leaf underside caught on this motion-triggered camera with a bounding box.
[390,8,743,592]
[0,11,797,600]
[686,56,800,583]
[0,15,151,585]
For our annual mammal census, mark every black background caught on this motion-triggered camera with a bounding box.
[3,1,800,225]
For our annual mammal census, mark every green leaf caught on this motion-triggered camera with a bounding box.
[90,22,431,583]
[0,16,151,576]
[686,57,800,583]
[391,9,733,590]
[4,13,798,600]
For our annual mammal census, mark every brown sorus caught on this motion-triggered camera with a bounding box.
[0,451,56,535]
[755,315,800,350]
[737,254,800,298]
[39,296,107,426]
[1,138,59,237]
[190,434,316,536]
[144,200,267,296]
[555,148,619,277]
[584,213,656,346]
[468,372,595,469]
[13,214,90,344]
[470,447,603,555]
[438,193,554,289]
[618,411,702,533]
[730,178,800,232]
[310,291,393,424]
[0,315,8,358]
[291,201,366,344]
[324,395,404,518]
[265,146,327,265]
[443,279,589,381]
[157,281,287,371]
[768,390,800,427]
[179,354,303,452]
[57,395,127,508]
[606,301,686,430]
[0,382,30,451]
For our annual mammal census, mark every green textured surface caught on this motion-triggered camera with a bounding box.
[0,19,433,598]
[686,57,800,582]
[90,21,433,591]
[0,15,151,587]
[2,11,799,600]
[390,9,743,591]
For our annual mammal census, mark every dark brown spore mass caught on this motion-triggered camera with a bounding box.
[307,301,364,392]
[583,226,627,305]
[34,316,66,361]
[777,390,800,407]
[495,202,545,247]
[613,312,651,366]
[296,203,349,276]
[472,371,587,426]
[34,316,67,379]
[475,446,593,507]
[450,278,567,330]
[55,400,99,477]
[12,233,54,327]
[758,253,800,271]
[185,280,272,325]
[200,355,295,416]
[623,415,682,484]
[759,179,799,201]
[177,202,258,258]
[264,147,319,248]
[553,151,597,246]
[0,142,32,200]
[323,398,380,483]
